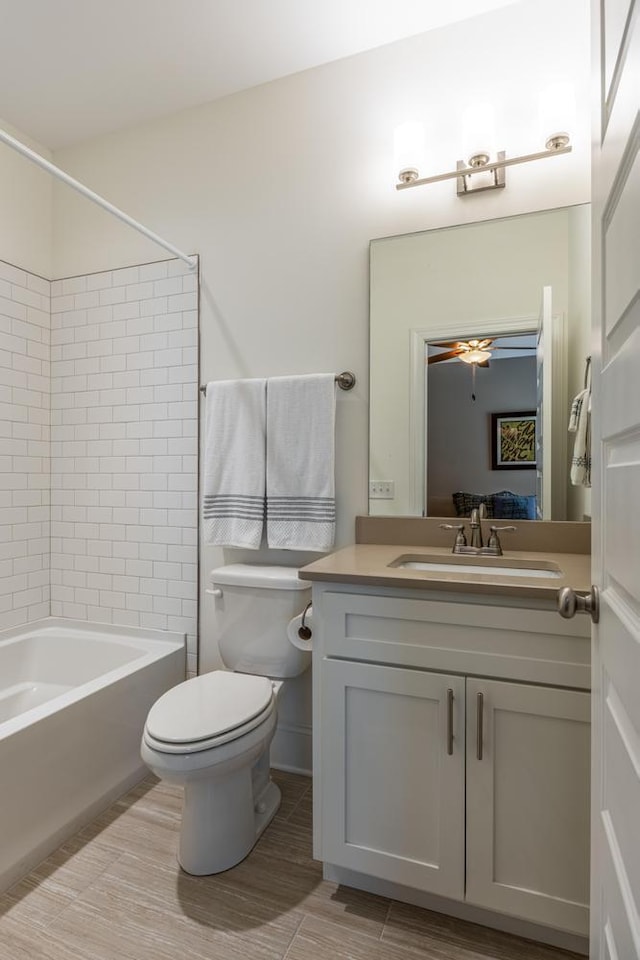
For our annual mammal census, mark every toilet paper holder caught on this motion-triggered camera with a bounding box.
[298,602,313,641]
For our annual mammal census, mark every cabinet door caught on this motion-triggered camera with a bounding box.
[466,678,590,935]
[321,659,465,899]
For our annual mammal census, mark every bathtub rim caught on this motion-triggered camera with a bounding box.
[0,617,185,741]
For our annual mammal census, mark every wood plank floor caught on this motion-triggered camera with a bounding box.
[0,771,583,960]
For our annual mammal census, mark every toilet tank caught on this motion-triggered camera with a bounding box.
[203,564,312,679]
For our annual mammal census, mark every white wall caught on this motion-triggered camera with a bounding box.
[0,118,52,279]
[48,0,590,765]
[427,356,537,512]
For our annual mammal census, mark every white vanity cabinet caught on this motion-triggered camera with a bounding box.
[321,660,466,899]
[311,584,591,941]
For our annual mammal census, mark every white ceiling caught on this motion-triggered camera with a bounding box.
[0,0,521,149]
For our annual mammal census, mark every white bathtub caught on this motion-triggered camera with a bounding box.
[0,618,185,892]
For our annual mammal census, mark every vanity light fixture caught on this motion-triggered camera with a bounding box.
[396,87,575,196]
[395,128,572,197]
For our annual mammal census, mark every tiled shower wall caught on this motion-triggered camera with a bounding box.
[0,261,51,630]
[49,258,199,672]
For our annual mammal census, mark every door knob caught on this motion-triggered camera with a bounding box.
[557,585,599,624]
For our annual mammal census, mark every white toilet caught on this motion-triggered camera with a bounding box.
[141,564,311,875]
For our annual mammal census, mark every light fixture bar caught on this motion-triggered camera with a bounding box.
[396,143,572,191]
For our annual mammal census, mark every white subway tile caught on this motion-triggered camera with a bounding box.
[125,422,153,439]
[126,352,154,370]
[86,272,113,291]
[112,575,139,594]
[99,320,127,340]
[112,301,140,322]
[138,261,168,282]
[140,368,168,386]
[62,276,87,296]
[3,257,198,637]
[125,559,153,578]
[139,332,167,352]
[87,340,113,358]
[140,612,167,630]
[126,316,154,336]
[112,609,140,628]
[125,524,154,543]
[140,296,168,317]
[153,596,183,616]
[112,541,139,560]
[75,291,100,310]
[153,561,182,579]
[139,543,167,562]
[99,286,127,306]
[126,593,154,612]
[140,577,167,596]
[167,616,195,634]
[126,282,154,301]
[153,277,182,297]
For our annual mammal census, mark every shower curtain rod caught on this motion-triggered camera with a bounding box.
[0,127,198,271]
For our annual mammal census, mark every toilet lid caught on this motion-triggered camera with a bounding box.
[146,671,274,744]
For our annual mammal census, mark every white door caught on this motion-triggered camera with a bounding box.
[465,678,590,936]
[536,285,568,520]
[590,2,640,958]
[535,286,552,518]
[320,660,465,899]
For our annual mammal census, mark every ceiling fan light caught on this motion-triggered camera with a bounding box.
[459,348,492,365]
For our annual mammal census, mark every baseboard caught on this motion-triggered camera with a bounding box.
[323,863,589,957]
[270,720,312,776]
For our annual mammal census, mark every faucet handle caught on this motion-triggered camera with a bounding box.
[440,523,467,551]
[487,524,516,554]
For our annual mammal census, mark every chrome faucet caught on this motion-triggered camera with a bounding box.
[469,507,484,549]
[440,512,516,557]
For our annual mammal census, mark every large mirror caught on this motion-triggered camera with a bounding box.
[369,205,591,521]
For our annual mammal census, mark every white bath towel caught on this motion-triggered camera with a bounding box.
[569,385,591,487]
[202,379,266,548]
[266,374,336,551]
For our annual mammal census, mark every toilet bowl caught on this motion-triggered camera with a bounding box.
[141,564,311,875]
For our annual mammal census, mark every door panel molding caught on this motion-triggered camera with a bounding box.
[601,0,638,139]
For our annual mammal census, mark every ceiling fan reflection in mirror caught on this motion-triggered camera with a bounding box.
[427,337,535,367]
[427,334,538,402]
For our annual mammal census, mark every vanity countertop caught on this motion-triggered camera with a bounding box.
[299,543,591,601]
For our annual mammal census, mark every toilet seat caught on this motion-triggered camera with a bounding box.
[144,671,276,755]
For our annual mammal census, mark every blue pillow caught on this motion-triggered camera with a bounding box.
[452,492,495,518]
[493,491,536,520]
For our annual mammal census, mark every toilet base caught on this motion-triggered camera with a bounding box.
[178,764,281,875]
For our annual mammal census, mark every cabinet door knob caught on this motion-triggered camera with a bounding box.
[446,688,454,756]
[557,585,599,624]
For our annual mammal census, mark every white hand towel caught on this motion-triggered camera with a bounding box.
[568,387,591,487]
[202,379,266,548]
[266,374,336,551]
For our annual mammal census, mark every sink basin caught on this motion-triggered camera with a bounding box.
[389,554,563,579]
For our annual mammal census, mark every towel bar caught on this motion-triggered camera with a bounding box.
[199,371,356,395]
